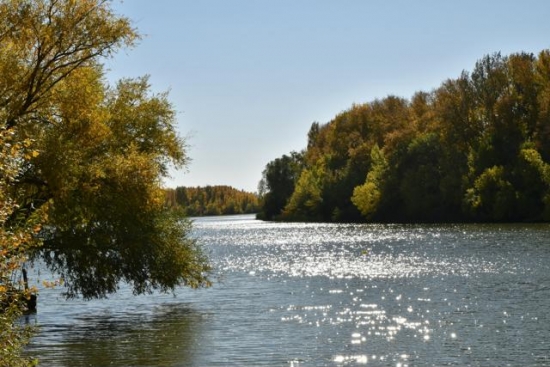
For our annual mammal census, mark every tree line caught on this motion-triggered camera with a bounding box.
[258,50,550,223]
[165,186,259,216]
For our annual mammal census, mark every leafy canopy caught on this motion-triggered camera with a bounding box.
[259,51,550,223]
[1,0,211,300]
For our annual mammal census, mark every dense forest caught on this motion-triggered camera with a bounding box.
[257,50,550,223]
[165,186,259,216]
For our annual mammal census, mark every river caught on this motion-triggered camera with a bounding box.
[26,214,550,366]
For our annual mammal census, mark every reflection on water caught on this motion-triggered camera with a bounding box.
[27,297,206,367]
[27,215,550,366]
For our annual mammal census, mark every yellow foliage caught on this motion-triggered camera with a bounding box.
[0,1,140,364]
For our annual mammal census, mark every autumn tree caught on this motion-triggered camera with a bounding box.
[0,128,43,367]
[261,50,550,223]
[1,0,211,300]
[166,185,259,216]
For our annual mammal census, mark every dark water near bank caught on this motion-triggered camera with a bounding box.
[26,215,550,366]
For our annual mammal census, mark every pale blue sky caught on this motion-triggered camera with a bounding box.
[107,1,550,192]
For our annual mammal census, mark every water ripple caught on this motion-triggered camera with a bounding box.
[27,215,550,366]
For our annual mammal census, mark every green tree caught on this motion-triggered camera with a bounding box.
[1,0,211,300]
[514,147,550,220]
[351,145,388,220]
[257,152,304,220]
[283,162,325,221]
[394,134,442,220]
[31,73,210,299]
[464,165,516,221]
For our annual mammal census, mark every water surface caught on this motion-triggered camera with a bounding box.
[27,215,550,366]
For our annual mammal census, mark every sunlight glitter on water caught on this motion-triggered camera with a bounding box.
[195,218,503,281]
[191,217,548,365]
[333,355,368,364]
[29,215,550,366]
